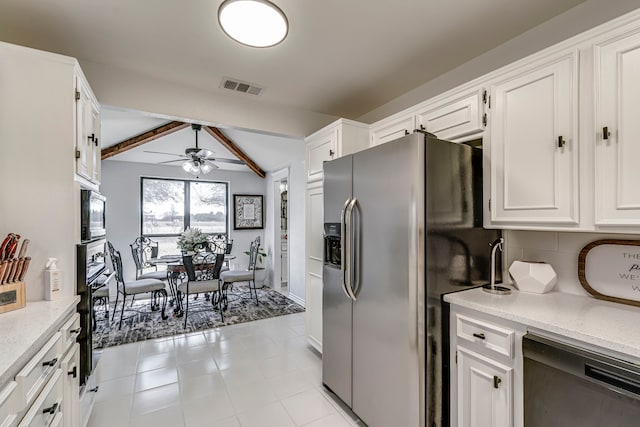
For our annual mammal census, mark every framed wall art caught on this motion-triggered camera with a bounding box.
[233,194,263,230]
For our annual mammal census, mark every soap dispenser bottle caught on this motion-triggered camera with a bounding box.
[44,257,61,300]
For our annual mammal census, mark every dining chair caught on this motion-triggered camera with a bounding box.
[108,241,168,330]
[219,236,261,306]
[179,252,225,327]
[130,236,168,281]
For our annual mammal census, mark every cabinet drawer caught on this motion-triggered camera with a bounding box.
[17,369,63,427]
[59,313,81,353]
[15,333,62,408]
[0,381,19,427]
[456,314,515,359]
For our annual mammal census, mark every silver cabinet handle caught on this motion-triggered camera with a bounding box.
[345,198,358,301]
[340,198,351,299]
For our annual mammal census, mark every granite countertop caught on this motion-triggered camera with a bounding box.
[0,296,80,386]
[444,287,640,362]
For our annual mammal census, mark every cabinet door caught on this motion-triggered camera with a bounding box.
[61,344,79,427]
[457,347,513,427]
[415,88,485,142]
[75,79,91,180]
[305,183,323,352]
[89,101,101,185]
[489,52,578,225]
[306,129,337,182]
[370,114,414,146]
[595,32,640,225]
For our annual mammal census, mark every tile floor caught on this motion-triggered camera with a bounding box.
[87,313,361,427]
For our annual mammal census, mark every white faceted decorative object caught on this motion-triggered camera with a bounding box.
[509,260,557,293]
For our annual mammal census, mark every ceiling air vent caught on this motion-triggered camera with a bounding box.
[220,77,264,96]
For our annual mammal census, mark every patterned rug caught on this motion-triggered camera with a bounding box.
[92,284,305,349]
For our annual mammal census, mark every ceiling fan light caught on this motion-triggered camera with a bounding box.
[218,0,288,48]
[200,162,214,174]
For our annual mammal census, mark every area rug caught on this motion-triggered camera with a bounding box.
[92,284,304,349]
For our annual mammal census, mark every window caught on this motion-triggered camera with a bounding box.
[141,177,229,256]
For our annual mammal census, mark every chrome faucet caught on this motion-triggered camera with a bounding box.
[483,237,511,294]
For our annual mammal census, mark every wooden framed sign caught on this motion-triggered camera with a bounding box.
[578,239,640,307]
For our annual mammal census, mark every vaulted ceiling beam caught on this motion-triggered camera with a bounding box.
[101,121,189,160]
[204,126,265,178]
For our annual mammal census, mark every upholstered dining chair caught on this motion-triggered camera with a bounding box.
[219,236,261,306]
[108,241,168,330]
[179,252,225,327]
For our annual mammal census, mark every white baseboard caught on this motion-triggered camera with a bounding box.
[288,293,305,307]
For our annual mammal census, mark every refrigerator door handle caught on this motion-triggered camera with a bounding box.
[340,198,352,299]
[345,198,358,301]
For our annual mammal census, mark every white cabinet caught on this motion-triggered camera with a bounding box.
[415,88,486,142]
[488,51,579,226]
[457,347,513,427]
[305,119,369,182]
[305,182,324,352]
[75,72,101,186]
[60,345,79,427]
[370,114,414,146]
[451,309,523,427]
[594,30,640,226]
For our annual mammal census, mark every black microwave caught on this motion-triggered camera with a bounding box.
[81,190,106,242]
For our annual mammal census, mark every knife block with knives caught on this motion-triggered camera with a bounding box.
[0,235,29,313]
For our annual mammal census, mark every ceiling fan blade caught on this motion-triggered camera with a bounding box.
[207,157,246,165]
[158,159,185,164]
[196,149,214,158]
[144,150,188,158]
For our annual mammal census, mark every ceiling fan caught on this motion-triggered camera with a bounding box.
[144,124,245,175]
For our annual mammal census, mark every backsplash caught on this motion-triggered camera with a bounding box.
[504,230,640,296]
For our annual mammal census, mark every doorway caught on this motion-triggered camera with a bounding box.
[271,168,289,295]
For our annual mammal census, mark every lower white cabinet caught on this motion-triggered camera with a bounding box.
[17,369,63,427]
[451,308,523,427]
[457,347,513,427]
[0,382,19,427]
[60,345,79,427]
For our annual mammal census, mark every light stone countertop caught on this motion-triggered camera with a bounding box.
[444,287,640,362]
[0,296,80,386]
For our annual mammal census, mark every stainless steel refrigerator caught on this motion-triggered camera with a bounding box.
[322,132,500,427]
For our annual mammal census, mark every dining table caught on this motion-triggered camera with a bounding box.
[148,253,237,317]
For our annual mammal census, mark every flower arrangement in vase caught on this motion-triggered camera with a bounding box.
[177,228,210,254]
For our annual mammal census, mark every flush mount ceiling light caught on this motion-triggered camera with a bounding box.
[218,0,288,48]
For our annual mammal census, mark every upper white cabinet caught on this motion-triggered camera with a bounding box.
[594,30,640,226]
[370,114,414,146]
[488,51,579,226]
[415,88,486,142]
[75,72,101,186]
[305,119,369,182]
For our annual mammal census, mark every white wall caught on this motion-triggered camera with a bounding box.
[504,230,640,296]
[358,0,640,124]
[100,160,265,293]
[0,42,79,301]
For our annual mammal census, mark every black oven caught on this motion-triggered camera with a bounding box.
[81,189,106,242]
[76,239,107,386]
[523,333,640,427]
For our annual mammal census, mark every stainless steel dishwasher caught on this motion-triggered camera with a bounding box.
[523,334,640,426]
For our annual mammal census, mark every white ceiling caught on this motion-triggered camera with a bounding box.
[0,0,586,171]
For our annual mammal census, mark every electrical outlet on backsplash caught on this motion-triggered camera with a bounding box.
[503,230,640,296]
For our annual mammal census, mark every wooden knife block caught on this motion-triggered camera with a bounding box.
[0,281,26,314]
